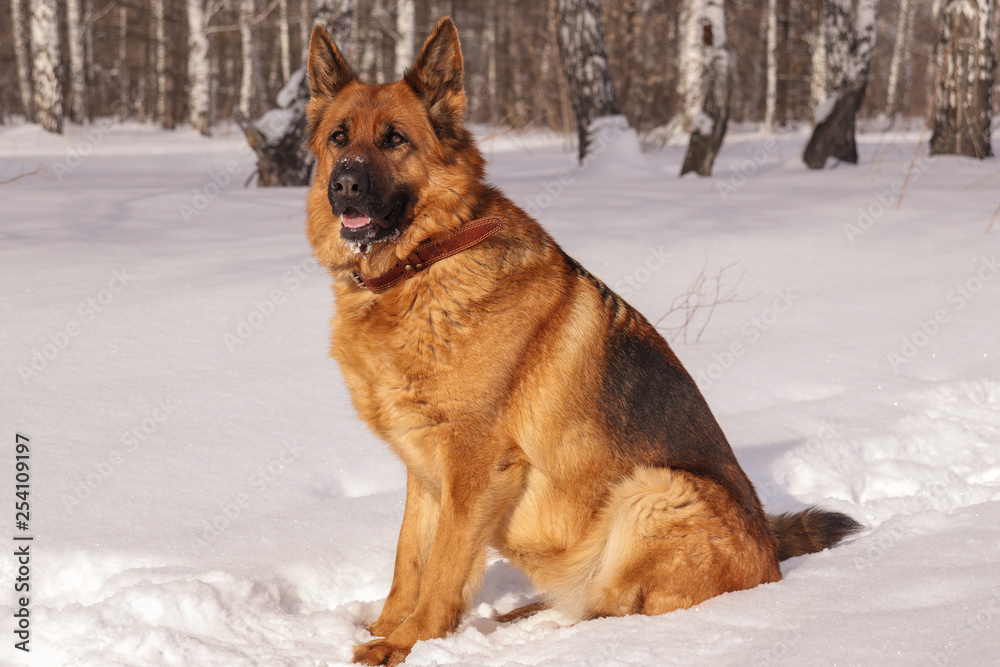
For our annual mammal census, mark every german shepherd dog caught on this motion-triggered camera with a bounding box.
[305,18,860,666]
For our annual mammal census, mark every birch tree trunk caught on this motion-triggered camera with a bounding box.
[83,0,96,119]
[810,10,828,111]
[680,0,729,177]
[358,0,381,80]
[764,0,778,133]
[930,0,996,158]
[678,0,703,129]
[395,0,416,78]
[239,0,256,119]
[11,0,33,119]
[556,0,624,163]
[885,0,912,118]
[278,0,292,82]
[117,6,129,120]
[240,0,353,186]
[66,0,87,123]
[153,0,174,128]
[484,0,497,112]
[314,0,332,29]
[802,0,879,169]
[330,0,355,59]
[314,0,355,58]
[30,0,62,133]
[375,2,390,83]
[996,1,1000,116]
[188,0,211,135]
[430,0,452,18]
[300,0,311,60]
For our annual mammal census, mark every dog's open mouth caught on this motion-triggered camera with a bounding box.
[337,197,410,243]
[337,206,383,243]
[340,208,372,229]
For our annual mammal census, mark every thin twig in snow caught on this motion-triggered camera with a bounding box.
[0,163,47,186]
[654,259,746,345]
[987,201,1000,233]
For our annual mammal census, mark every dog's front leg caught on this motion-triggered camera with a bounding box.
[367,472,440,638]
[353,447,525,666]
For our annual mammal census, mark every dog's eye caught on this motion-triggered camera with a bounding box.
[331,130,347,145]
[386,132,407,147]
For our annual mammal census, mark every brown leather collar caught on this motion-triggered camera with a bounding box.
[349,217,504,293]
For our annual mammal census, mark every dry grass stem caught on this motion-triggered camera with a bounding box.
[655,259,746,345]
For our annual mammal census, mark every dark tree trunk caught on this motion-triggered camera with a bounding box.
[930,0,995,158]
[556,0,623,163]
[240,2,354,186]
[802,80,866,168]
[680,65,729,176]
[680,0,729,177]
[315,0,354,55]
[802,0,879,169]
[238,68,314,186]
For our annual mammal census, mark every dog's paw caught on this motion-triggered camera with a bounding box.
[365,617,400,638]
[352,638,411,666]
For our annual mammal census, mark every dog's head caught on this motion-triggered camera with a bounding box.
[305,18,486,274]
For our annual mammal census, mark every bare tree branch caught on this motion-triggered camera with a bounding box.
[0,162,48,185]
[654,260,746,345]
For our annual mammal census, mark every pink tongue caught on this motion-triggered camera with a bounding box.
[341,211,372,229]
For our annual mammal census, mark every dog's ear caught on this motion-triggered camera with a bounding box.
[308,24,356,99]
[404,17,466,138]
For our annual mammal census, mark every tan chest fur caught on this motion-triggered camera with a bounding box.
[328,260,539,486]
[328,251,618,557]
[331,280,463,486]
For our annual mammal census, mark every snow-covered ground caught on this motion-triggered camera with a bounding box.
[2,120,999,666]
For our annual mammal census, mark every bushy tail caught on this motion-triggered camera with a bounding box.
[768,508,862,561]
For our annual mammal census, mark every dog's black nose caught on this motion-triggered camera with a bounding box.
[330,168,368,199]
